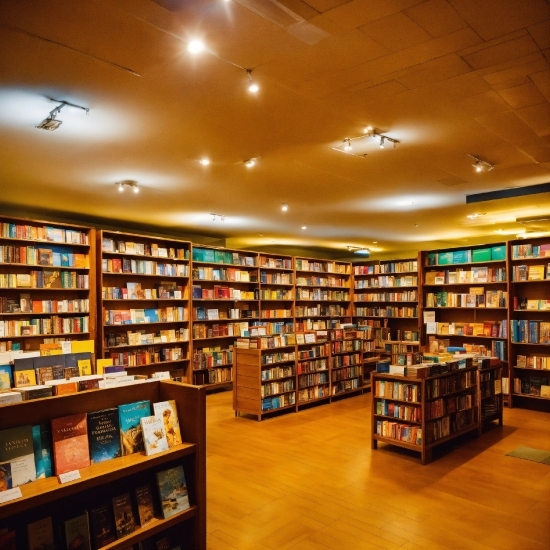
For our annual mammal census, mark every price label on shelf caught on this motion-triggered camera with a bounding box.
[58,470,81,484]
[0,487,22,503]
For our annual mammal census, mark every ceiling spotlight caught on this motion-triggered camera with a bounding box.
[364,126,373,134]
[188,40,205,54]
[245,159,255,168]
[469,155,494,172]
[116,180,139,193]
[133,186,139,194]
[354,248,370,255]
[118,182,124,192]
[379,137,385,149]
[36,99,89,131]
[301,226,307,230]
[246,69,259,93]
[467,213,486,219]
[281,204,288,212]
[344,138,352,151]
[199,158,210,165]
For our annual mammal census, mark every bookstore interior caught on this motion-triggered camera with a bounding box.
[0,1,549,549]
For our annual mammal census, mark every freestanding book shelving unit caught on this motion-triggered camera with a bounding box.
[97,231,191,380]
[477,361,504,433]
[0,380,206,549]
[0,216,96,353]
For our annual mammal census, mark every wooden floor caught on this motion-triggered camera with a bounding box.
[206,391,550,550]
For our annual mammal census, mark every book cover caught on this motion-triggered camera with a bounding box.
[32,424,52,479]
[27,516,54,550]
[87,407,122,464]
[0,425,36,486]
[118,400,151,455]
[0,462,12,491]
[140,416,169,456]
[13,357,37,387]
[112,492,137,538]
[51,413,90,475]
[156,465,190,519]
[64,512,91,550]
[153,400,182,447]
[135,484,155,526]
[0,364,13,388]
[89,502,117,548]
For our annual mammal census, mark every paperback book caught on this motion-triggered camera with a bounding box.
[27,516,54,550]
[112,492,137,538]
[64,512,91,550]
[140,416,169,456]
[135,484,155,526]
[118,400,151,455]
[153,400,182,447]
[0,462,12,491]
[0,424,36,487]
[87,407,122,464]
[156,465,190,518]
[32,424,52,479]
[51,413,90,475]
[89,502,117,548]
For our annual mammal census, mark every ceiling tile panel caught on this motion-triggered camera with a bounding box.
[276,0,322,19]
[498,82,547,108]
[302,0,351,13]
[461,35,541,70]
[448,0,550,41]
[394,54,472,89]
[528,19,550,50]
[454,91,511,118]
[516,101,550,136]
[481,55,550,84]
[358,13,432,52]
[491,76,532,92]
[405,0,468,38]
[529,69,550,101]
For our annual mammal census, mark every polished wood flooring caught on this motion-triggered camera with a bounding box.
[206,391,550,550]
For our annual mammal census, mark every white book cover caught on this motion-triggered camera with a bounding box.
[140,416,169,455]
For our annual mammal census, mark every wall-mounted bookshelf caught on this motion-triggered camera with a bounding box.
[97,231,191,379]
[0,216,96,353]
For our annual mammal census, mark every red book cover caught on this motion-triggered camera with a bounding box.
[51,413,90,476]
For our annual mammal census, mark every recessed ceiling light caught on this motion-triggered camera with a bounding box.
[244,159,255,168]
[364,126,373,133]
[199,158,210,165]
[188,40,205,54]
[466,213,486,219]
[354,248,370,255]
[281,204,288,212]
[301,226,307,230]
[372,241,377,244]
[344,138,352,151]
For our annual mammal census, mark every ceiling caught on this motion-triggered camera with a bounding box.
[0,0,549,259]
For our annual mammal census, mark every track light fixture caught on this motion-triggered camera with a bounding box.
[210,213,225,222]
[281,204,288,212]
[244,159,256,167]
[36,99,89,131]
[333,127,400,157]
[188,40,205,54]
[347,246,370,256]
[468,155,494,172]
[379,137,385,149]
[344,138,352,151]
[116,180,139,193]
[246,69,259,93]
[199,158,210,165]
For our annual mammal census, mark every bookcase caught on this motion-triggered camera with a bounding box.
[371,365,479,464]
[353,257,420,343]
[0,380,206,549]
[507,236,550,408]
[296,337,331,407]
[0,216,96,353]
[329,328,364,398]
[477,362,503,434]
[97,231,191,380]
[191,246,259,388]
[420,243,508,361]
[294,257,352,332]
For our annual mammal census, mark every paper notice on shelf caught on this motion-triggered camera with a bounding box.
[58,470,81,484]
[0,487,23,503]
[61,341,72,354]
[426,322,437,334]
[423,311,436,323]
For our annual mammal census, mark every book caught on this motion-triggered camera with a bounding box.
[112,492,137,538]
[140,416,169,456]
[32,424,52,479]
[0,462,12,492]
[13,356,37,388]
[153,400,182,447]
[135,484,155,526]
[51,413,90,475]
[118,400,151,455]
[87,407,122,464]
[64,512,91,550]
[0,425,36,487]
[156,465,190,518]
[27,516,54,550]
[89,502,117,548]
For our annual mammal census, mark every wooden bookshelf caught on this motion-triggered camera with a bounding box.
[97,231,191,380]
[0,216,96,353]
[191,246,259,388]
[294,257,352,332]
[372,365,479,464]
[329,328,363,398]
[507,236,550,409]
[0,380,206,549]
[478,362,504,434]
[296,336,331,407]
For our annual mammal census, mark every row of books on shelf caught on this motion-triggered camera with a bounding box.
[0,295,89,314]
[425,408,477,443]
[0,271,89,289]
[375,399,421,421]
[513,297,550,310]
[510,320,550,344]
[103,259,188,277]
[260,257,292,269]
[192,284,257,300]
[425,290,507,308]
[105,329,189,348]
[296,289,350,301]
[511,242,550,259]
[516,354,550,370]
[102,283,185,300]
[354,290,418,302]
[192,247,256,266]
[0,316,89,337]
[251,320,294,334]
[192,347,233,369]
[298,371,329,388]
[294,305,348,317]
[260,309,293,319]
[298,385,330,402]
[193,307,253,321]
[260,271,293,284]
[0,245,89,268]
[298,359,328,374]
[354,260,418,275]
[102,237,188,259]
[425,393,475,420]
[426,320,507,338]
[297,343,330,359]
[191,322,248,339]
[260,289,293,300]
[375,421,422,445]
[354,275,417,288]
[261,379,295,396]
[261,364,295,380]
[261,392,295,410]
[331,364,361,379]
[104,307,188,325]
[425,266,506,285]
[513,376,550,397]
[355,306,418,318]
[511,264,549,281]
[427,246,505,265]
[192,266,257,282]
[294,259,349,274]
[110,346,186,367]
[332,378,360,394]
[1,222,88,244]
[295,276,348,287]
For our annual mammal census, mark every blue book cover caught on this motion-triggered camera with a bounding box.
[118,400,151,456]
[32,424,53,479]
[156,465,190,519]
[87,408,122,464]
[144,308,159,323]
[0,364,12,388]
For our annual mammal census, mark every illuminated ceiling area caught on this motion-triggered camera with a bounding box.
[0,0,549,259]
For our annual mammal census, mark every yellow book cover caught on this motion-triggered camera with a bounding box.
[71,340,95,353]
[96,359,113,375]
[528,265,545,281]
[14,369,37,387]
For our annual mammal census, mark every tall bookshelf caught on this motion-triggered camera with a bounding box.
[0,380,206,549]
[0,216,96,353]
[478,361,504,433]
[191,246,259,388]
[97,231,191,379]
[296,336,331,407]
[420,243,508,366]
[507,237,550,408]
[329,328,363,398]
[294,257,352,333]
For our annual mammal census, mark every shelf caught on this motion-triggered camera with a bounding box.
[510,279,550,284]
[102,251,189,261]
[1,332,89,339]
[260,402,296,414]
[105,321,188,328]
[0,443,196,516]
[106,340,188,349]
[193,318,256,323]
[423,281,506,286]
[423,307,507,310]
[103,272,188,279]
[122,359,190,369]
[0,311,90,316]
[261,373,296,382]
[192,279,258,285]
[103,298,187,302]
[426,406,477,421]
[424,259,506,268]
[0,287,89,292]
[298,368,329,375]
[331,362,361,369]
[297,355,329,360]
[332,386,362,397]
[512,393,550,400]
[193,299,258,302]
[513,309,550,312]
[510,256,550,262]
[425,422,479,449]
[373,396,421,404]
[259,266,294,272]
[192,363,233,371]
[297,395,331,406]
[354,300,417,303]
[432,334,506,340]
[0,262,90,270]
[356,270,418,276]
[260,359,296,366]
[260,316,294,320]
[0,237,89,248]
[372,434,421,451]
[193,335,236,341]
[513,366,550,372]
[373,413,422,425]
[259,282,294,286]
[192,260,257,269]
[511,341,550,346]
[426,386,477,400]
